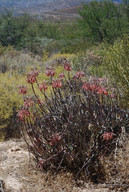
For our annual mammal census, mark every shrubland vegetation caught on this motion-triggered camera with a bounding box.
[79,1,129,42]
[0,0,128,55]
[0,0,129,182]
[105,35,129,98]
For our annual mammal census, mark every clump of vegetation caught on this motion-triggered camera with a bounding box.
[43,53,74,68]
[72,50,103,75]
[18,62,129,182]
[0,9,88,55]
[105,35,129,98]
[0,72,24,138]
[71,42,110,77]
[0,48,41,74]
[79,0,129,43]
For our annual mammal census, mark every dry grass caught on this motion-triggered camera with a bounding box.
[101,132,129,191]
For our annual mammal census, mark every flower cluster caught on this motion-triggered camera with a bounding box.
[59,73,65,79]
[24,97,34,107]
[17,109,30,121]
[82,82,98,93]
[49,134,62,146]
[82,81,108,95]
[75,71,85,79]
[64,62,71,71]
[52,80,62,88]
[39,83,48,91]
[97,86,108,95]
[18,85,27,95]
[102,132,115,141]
[45,68,56,77]
[26,69,39,84]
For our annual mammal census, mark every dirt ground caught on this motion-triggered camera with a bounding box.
[0,138,129,192]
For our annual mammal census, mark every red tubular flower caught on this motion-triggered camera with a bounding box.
[17,109,30,121]
[24,98,34,107]
[33,70,39,77]
[64,62,71,71]
[59,73,65,78]
[45,70,51,76]
[102,132,114,141]
[82,83,90,91]
[52,80,62,88]
[45,69,56,77]
[75,71,85,79]
[18,86,27,95]
[39,83,48,91]
[26,70,38,83]
[82,83,99,93]
[49,134,61,146]
[89,84,99,92]
[26,75,36,83]
[97,86,108,95]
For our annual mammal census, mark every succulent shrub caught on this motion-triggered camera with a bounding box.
[18,62,129,182]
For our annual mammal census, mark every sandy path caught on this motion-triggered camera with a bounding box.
[0,139,29,191]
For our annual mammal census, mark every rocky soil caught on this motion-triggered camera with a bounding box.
[0,138,129,192]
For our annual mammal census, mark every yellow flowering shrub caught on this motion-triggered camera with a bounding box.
[48,53,74,61]
[43,53,74,68]
[0,73,24,125]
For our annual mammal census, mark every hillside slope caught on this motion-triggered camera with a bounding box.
[0,0,88,9]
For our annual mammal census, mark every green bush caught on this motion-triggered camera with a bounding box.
[0,50,41,74]
[79,1,129,43]
[72,43,107,76]
[105,35,129,97]
[72,50,102,73]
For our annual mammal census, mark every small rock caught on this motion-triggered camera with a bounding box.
[9,147,22,152]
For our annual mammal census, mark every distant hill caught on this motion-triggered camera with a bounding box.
[0,0,121,21]
[0,0,50,8]
[0,0,121,9]
[0,0,90,21]
[0,0,88,9]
